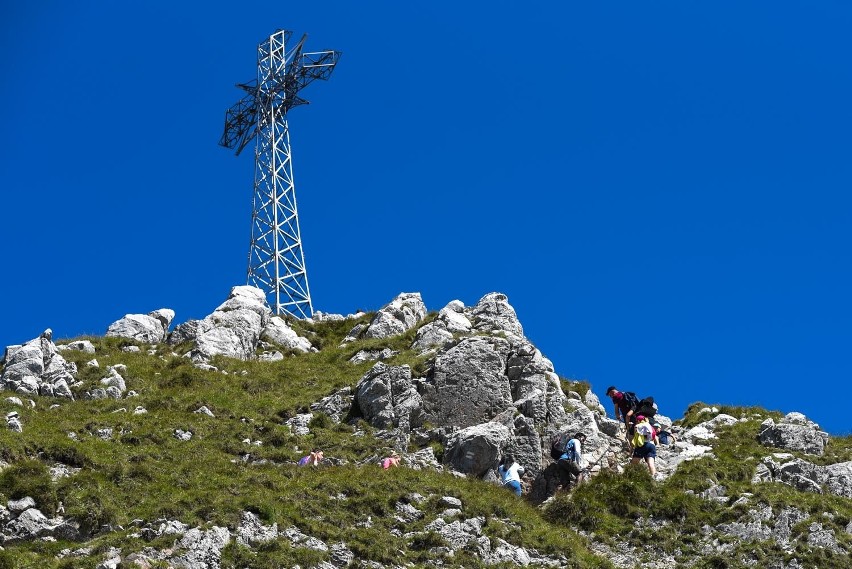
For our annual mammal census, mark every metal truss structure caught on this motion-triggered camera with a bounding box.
[220,30,340,319]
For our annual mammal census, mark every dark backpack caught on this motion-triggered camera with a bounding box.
[550,433,569,461]
[636,396,658,418]
[622,391,639,410]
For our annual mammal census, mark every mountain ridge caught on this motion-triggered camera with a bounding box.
[0,286,850,568]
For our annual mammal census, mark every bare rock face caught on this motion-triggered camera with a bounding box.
[106,309,174,343]
[354,363,423,430]
[1,330,77,400]
[507,343,567,428]
[343,292,427,343]
[421,336,513,429]
[758,413,830,456]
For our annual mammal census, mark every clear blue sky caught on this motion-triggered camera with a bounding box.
[2,2,850,434]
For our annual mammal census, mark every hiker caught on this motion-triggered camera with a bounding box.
[298,448,323,467]
[630,415,657,476]
[498,455,525,496]
[606,386,638,427]
[653,420,676,445]
[381,451,401,469]
[606,386,640,443]
[557,432,587,488]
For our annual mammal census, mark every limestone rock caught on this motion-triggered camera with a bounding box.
[106,309,174,343]
[236,511,278,547]
[1,331,77,400]
[421,336,513,429]
[444,422,511,477]
[189,286,272,362]
[344,292,426,342]
[758,413,830,456]
[168,526,230,569]
[754,454,852,498]
[56,340,96,354]
[310,387,353,424]
[411,299,471,352]
[260,316,315,353]
[468,292,524,340]
[355,363,423,430]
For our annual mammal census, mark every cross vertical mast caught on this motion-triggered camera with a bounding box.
[220,29,340,319]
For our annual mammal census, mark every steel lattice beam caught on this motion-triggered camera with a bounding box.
[220,29,340,319]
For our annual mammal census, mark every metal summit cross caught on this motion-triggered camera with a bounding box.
[220,29,340,319]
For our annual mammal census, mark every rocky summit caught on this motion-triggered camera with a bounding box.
[0,286,850,568]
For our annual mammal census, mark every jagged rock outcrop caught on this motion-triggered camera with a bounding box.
[310,387,353,423]
[106,309,175,343]
[753,453,852,498]
[421,336,513,429]
[342,292,426,343]
[168,526,230,569]
[354,362,423,430]
[468,292,524,340]
[411,300,471,352]
[1,497,84,543]
[164,286,315,362]
[758,412,830,456]
[1,329,77,399]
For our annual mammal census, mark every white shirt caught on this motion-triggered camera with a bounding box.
[499,462,525,484]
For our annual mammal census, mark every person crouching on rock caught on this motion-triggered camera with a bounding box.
[498,455,525,496]
[630,416,657,477]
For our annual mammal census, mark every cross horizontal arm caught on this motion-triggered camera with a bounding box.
[220,93,258,156]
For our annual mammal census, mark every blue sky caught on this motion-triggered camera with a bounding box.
[1,2,850,434]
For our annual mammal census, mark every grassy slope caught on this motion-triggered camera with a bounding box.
[544,403,852,568]
[0,318,608,569]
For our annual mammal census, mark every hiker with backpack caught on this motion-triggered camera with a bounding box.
[630,415,658,476]
[497,455,525,496]
[606,386,639,432]
[552,432,587,489]
[556,433,586,486]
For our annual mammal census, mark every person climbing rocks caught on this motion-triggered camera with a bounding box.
[498,455,525,496]
[557,432,587,488]
[606,386,639,429]
[630,415,657,477]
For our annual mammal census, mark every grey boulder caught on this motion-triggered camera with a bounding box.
[344,292,426,342]
[758,413,830,456]
[106,309,174,343]
[444,422,511,477]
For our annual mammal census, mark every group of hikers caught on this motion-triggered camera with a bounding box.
[498,385,676,496]
[299,384,676,498]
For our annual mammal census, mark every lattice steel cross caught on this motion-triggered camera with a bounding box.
[220,30,340,319]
